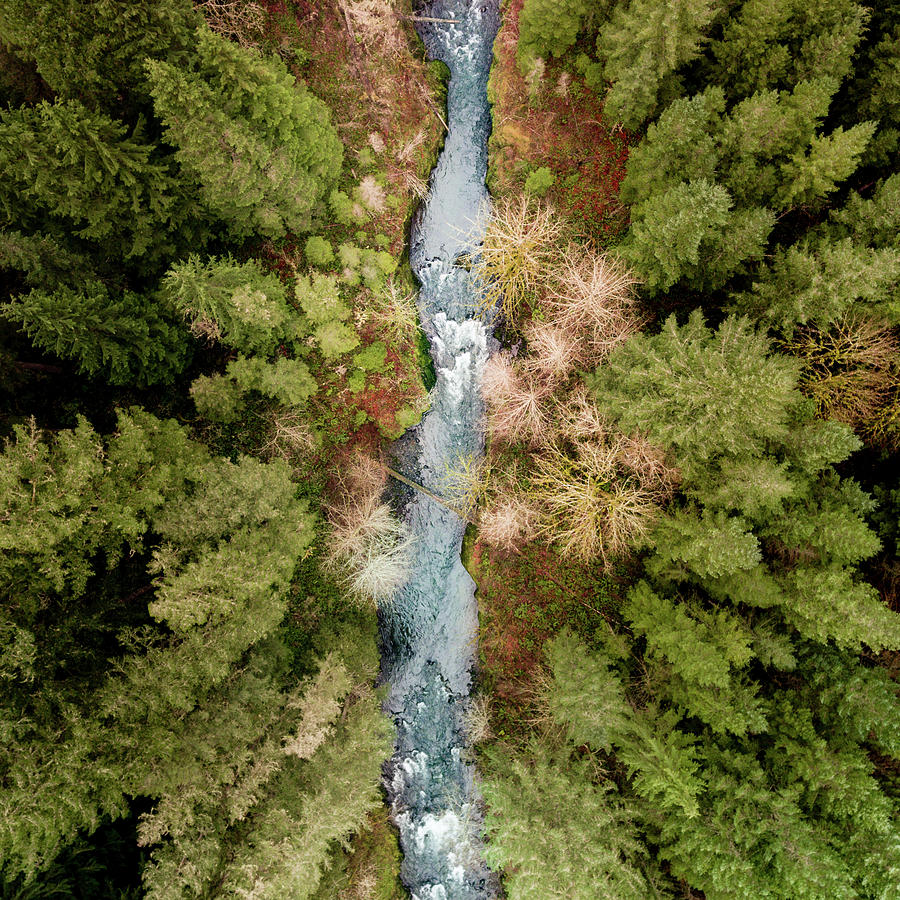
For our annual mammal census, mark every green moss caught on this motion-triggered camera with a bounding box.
[416,327,436,391]
[354,341,388,372]
[524,165,556,197]
[304,234,334,267]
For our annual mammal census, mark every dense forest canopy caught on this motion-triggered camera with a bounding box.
[1,0,899,897]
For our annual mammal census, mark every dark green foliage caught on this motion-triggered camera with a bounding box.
[0,0,199,110]
[731,238,900,329]
[517,0,592,67]
[709,0,869,99]
[482,744,652,899]
[0,230,94,291]
[620,178,773,292]
[162,254,291,354]
[597,0,722,129]
[3,282,190,385]
[146,27,343,239]
[828,173,900,249]
[575,311,900,892]
[590,312,800,469]
[0,100,180,260]
[0,412,391,896]
[617,69,876,295]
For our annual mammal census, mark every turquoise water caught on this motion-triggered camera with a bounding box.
[379,2,500,897]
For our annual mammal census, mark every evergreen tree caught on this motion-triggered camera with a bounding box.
[516,0,594,68]
[621,180,773,292]
[775,121,876,209]
[597,0,722,129]
[482,744,653,899]
[162,254,292,354]
[618,87,725,204]
[718,77,841,207]
[0,99,181,260]
[0,230,94,291]
[0,0,199,110]
[710,0,869,99]
[0,411,350,886]
[731,238,900,329]
[827,173,900,249]
[589,312,800,469]
[146,27,343,239]
[854,23,900,165]
[3,281,191,385]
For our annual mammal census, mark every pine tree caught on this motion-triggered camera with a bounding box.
[544,630,632,752]
[718,77,839,207]
[854,23,900,165]
[618,87,725,204]
[3,281,191,385]
[731,238,900,329]
[482,744,653,900]
[0,99,180,259]
[516,0,593,69]
[828,173,900,249]
[621,179,773,292]
[776,121,876,209]
[146,27,343,239]
[211,684,393,900]
[0,230,94,290]
[162,254,292,354]
[710,0,869,99]
[589,311,801,469]
[597,0,722,129]
[0,411,328,884]
[0,0,199,110]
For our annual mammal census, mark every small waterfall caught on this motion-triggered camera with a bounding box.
[379,1,501,898]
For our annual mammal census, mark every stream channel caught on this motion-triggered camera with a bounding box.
[379,1,501,897]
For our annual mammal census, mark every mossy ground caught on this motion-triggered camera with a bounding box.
[487,0,631,245]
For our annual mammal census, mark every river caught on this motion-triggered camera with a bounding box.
[379,1,501,897]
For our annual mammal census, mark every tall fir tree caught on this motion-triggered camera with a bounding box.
[0,0,199,111]
[2,281,191,385]
[597,0,722,129]
[0,99,181,261]
[146,27,343,239]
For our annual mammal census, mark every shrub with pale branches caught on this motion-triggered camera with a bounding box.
[324,453,412,607]
[481,353,552,445]
[342,0,405,55]
[369,280,420,346]
[530,439,662,565]
[263,410,317,462]
[441,453,492,519]
[198,0,266,49]
[554,387,611,443]
[522,319,580,380]
[463,694,493,745]
[471,196,561,322]
[478,493,539,552]
[357,175,386,215]
[544,251,643,365]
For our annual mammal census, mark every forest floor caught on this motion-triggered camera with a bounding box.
[486,0,632,245]
[468,538,627,741]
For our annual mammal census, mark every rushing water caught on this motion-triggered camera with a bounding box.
[379,1,500,897]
